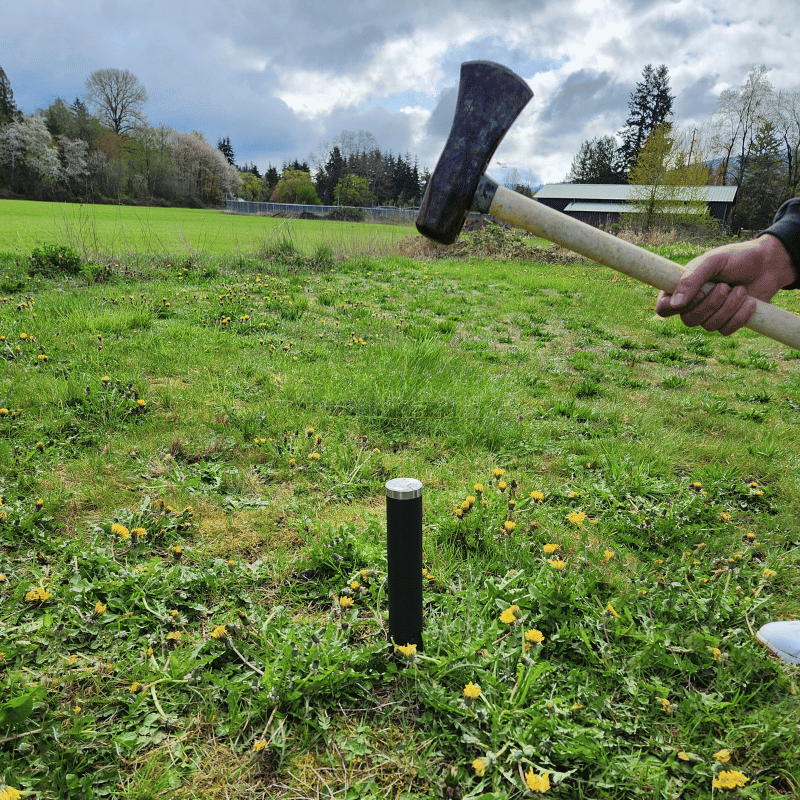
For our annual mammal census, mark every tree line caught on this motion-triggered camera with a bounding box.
[0,66,428,210]
[565,63,800,231]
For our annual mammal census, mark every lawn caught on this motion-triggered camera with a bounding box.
[0,221,799,799]
[0,199,417,258]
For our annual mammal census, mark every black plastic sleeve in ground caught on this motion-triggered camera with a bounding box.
[386,478,424,651]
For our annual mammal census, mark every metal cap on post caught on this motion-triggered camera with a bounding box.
[386,478,424,651]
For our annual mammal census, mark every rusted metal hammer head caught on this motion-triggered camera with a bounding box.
[416,61,533,245]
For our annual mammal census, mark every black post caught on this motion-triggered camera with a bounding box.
[386,477,424,651]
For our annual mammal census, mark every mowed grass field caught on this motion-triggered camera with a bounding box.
[1,205,800,799]
[0,199,417,258]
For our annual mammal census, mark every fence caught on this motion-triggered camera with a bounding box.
[225,199,419,223]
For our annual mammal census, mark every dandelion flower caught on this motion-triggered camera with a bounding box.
[474,483,484,493]
[712,647,723,662]
[130,527,146,541]
[712,770,748,790]
[503,520,516,533]
[394,643,417,660]
[571,702,583,710]
[111,523,130,539]
[0,409,7,417]
[526,628,545,644]
[24,587,51,603]
[472,757,488,777]
[524,768,551,793]
[500,604,520,624]
[720,512,731,522]
[604,550,615,560]
[548,559,566,571]
[339,596,354,609]
[677,751,690,761]
[763,568,777,579]
[350,581,360,591]
[606,602,620,618]
[166,631,182,642]
[567,510,586,525]
[660,697,672,714]
[94,601,107,616]
[210,624,228,640]
[543,543,559,555]
[713,749,732,763]
[498,480,507,492]
[253,739,267,752]
[492,468,504,479]
[530,490,544,503]
[35,498,44,510]
[130,681,142,693]
[0,786,22,800]
[463,681,481,700]
[137,399,146,408]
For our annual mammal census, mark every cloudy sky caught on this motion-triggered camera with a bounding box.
[3,0,798,187]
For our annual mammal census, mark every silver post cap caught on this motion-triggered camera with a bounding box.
[385,477,423,500]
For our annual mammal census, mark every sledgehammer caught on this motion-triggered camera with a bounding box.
[416,60,800,350]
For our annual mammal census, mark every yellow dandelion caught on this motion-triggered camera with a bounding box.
[253,739,267,752]
[472,757,488,777]
[530,490,544,503]
[24,587,51,603]
[713,749,732,763]
[525,628,545,644]
[463,681,481,700]
[606,602,620,618]
[543,543,559,555]
[500,604,520,624]
[210,624,228,640]
[524,768,551,793]
[677,751,690,761]
[604,550,615,560]
[130,681,142,693]
[339,596,354,609]
[571,702,583,710]
[474,483,484,493]
[137,398,146,408]
[660,697,672,714]
[712,647,723,662]
[548,559,566,571]
[712,770,748,790]
[567,510,586,525]
[762,568,777,579]
[394,642,417,659]
[166,631,182,642]
[503,520,516,533]
[111,523,130,539]
[492,468,504,479]
[94,601,107,616]
[0,409,8,417]
[350,581,360,591]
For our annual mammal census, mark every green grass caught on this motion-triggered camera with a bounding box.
[0,199,416,259]
[1,234,800,799]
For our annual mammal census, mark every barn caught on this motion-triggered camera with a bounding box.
[533,184,738,229]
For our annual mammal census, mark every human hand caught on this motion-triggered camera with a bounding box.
[656,235,796,335]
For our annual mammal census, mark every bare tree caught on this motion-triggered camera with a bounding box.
[84,69,147,134]
[710,65,773,186]
[772,89,800,195]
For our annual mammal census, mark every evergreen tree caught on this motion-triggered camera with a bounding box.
[566,136,625,183]
[0,65,18,124]
[216,136,236,167]
[735,121,786,230]
[618,64,674,175]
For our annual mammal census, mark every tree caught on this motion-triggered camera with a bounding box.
[770,89,800,196]
[710,65,773,187]
[169,130,241,205]
[0,65,18,124]
[625,124,711,232]
[274,168,320,204]
[618,64,674,174]
[566,136,625,183]
[84,69,147,135]
[335,174,374,206]
[735,121,786,230]
[0,114,62,195]
[240,172,263,201]
[217,136,236,166]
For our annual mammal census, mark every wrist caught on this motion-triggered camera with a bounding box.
[758,233,799,289]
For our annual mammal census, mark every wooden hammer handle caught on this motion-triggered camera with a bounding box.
[488,183,800,351]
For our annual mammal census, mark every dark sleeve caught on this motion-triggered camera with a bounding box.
[762,198,800,289]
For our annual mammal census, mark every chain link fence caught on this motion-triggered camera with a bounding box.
[225,200,419,223]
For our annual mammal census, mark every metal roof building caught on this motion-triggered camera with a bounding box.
[533,184,738,228]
